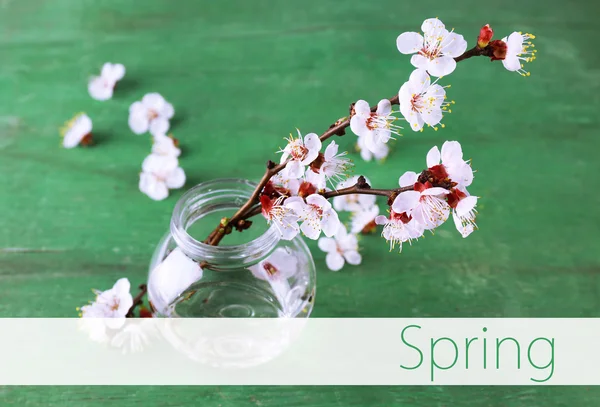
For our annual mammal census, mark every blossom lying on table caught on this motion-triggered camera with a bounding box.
[88,62,125,101]
[61,113,93,148]
[129,93,175,136]
[79,278,133,321]
[139,153,186,201]
[318,224,361,271]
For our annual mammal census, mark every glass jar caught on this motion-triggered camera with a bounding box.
[147,179,316,318]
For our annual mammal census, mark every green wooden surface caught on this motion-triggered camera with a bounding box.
[1,0,599,405]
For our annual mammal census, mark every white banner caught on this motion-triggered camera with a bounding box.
[0,318,592,385]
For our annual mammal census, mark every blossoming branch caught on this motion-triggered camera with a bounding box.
[201,18,536,251]
[78,17,537,321]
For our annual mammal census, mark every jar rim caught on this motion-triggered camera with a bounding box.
[170,178,280,264]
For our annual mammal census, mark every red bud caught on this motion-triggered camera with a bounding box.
[489,39,507,61]
[477,24,494,48]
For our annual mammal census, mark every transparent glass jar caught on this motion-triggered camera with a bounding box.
[147,179,316,318]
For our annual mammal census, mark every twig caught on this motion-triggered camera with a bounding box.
[126,284,147,318]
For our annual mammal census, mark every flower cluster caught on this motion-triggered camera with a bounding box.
[61,62,186,201]
[377,140,477,251]
[259,130,354,242]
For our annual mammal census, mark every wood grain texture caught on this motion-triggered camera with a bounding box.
[1,0,599,405]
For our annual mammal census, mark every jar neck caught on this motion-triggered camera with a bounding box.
[170,179,280,269]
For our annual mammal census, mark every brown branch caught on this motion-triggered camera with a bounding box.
[126,284,147,318]
[454,45,494,63]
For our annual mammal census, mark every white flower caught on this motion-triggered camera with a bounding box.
[61,113,92,148]
[305,140,351,189]
[357,133,389,162]
[248,248,306,317]
[452,195,478,238]
[332,176,376,212]
[249,247,299,282]
[260,195,300,240]
[375,211,424,252]
[501,32,536,76]
[278,130,322,179]
[396,17,467,77]
[129,93,175,136]
[399,69,451,132]
[426,140,473,191]
[88,62,125,101]
[350,204,380,234]
[285,194,340,240]
[147,248,203,316]
[79,278,133,332]
[350,99,402,152]
[152,133,181,157]
[392,171,450,230]
[317,224,361,271]
[139,153,185,201]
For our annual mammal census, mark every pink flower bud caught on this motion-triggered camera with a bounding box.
[477,24,494,48]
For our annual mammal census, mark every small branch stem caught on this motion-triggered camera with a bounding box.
[126,284,147,318]
[454,45,494,63]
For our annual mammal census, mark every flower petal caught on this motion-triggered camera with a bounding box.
[421,107,443,126]
[350,115,369,137]
[408,68,431,91]
[427,55,457,77]
[401,103,424,132]
[441,140,463,164]
[421,18,445,33]
[391,190,421,214]
[285,160,304,179]
[139,173,169,201]
[300,219,321,240]
[410,54,429,70]
[318,237,337,253]
[321,209,341,237]
[160,102,175,119]
[502,55,521,72]
[149,118,170,136]
[442,33,468,57]
[88,77,113,101]
[165,167,186,189]
[324,140,339,160]
[375,215,388,225]
[343,250,362,266]
[421,187,449,196]
[396,32,424,54]
[306,193,330,209]
[129,114,149,135]
[376,99,392,116]
[142,93,166,110]
[303,132,321,151]
[456,195,478,216]
[325,252,345,271]
[426,146,441,168]
[354,100,371,117]
[399,171,418,187]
